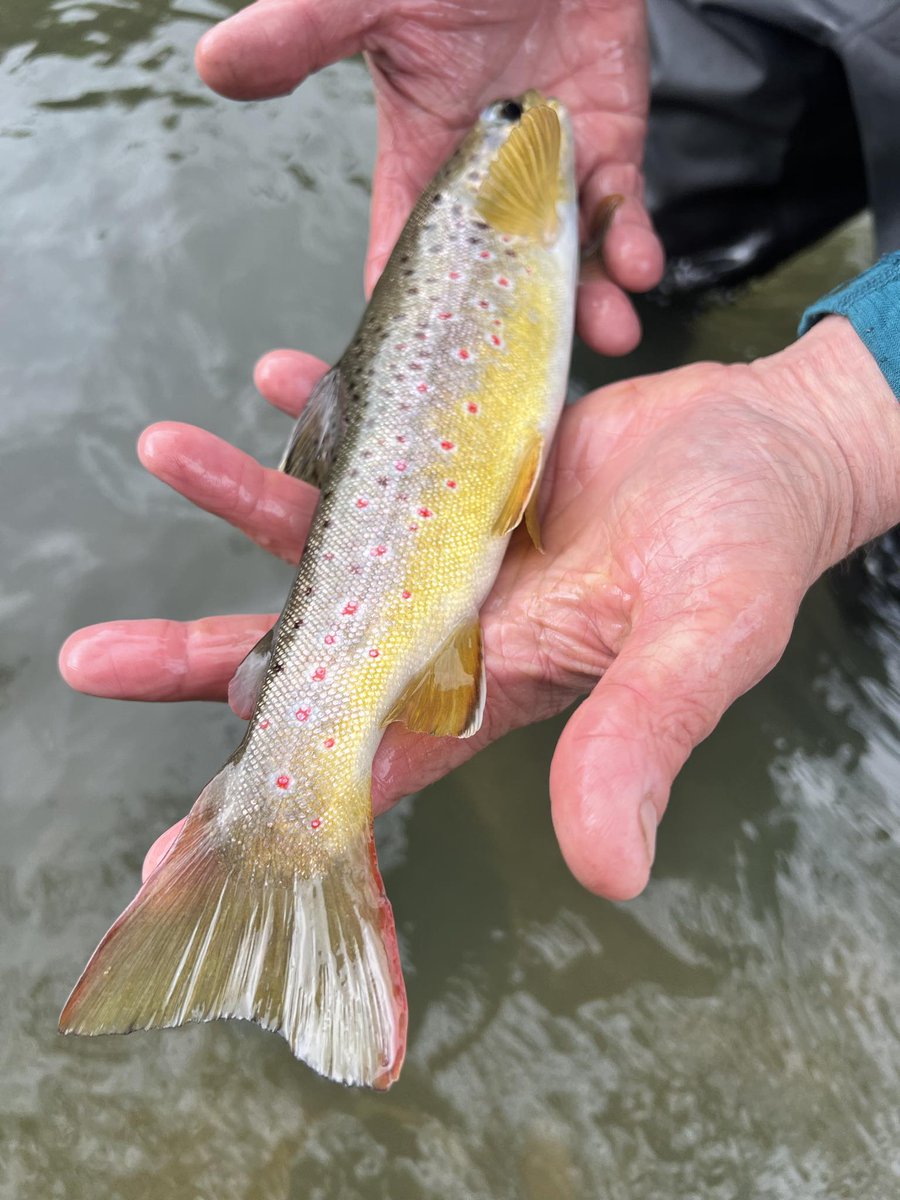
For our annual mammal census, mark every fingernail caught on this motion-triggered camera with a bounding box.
[639,797,658,867]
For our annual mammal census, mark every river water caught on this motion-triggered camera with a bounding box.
[2,3,899,1197]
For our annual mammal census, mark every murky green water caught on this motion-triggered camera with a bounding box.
[3,4,900,1197]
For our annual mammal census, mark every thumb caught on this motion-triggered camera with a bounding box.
[549,590,794,900]
[195,0,381,101]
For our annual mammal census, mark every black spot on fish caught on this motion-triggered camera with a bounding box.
[431,193,442,204]
[304,586,313,597]
[407,286,419,295]
[475,220,489,230]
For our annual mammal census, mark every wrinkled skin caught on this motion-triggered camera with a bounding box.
[194,0,663,354]
[60,318,900,899]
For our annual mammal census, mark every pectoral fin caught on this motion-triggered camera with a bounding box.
[494,434,544,549]
[476,105,561,243]
[279,366,348,486]
[385,618,485,739]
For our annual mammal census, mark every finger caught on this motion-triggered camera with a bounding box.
[549,589,795,900]
[577,261,643,357]
[143,819,186,882]
[580,162,665,295]
[138,423,318,563]
[254,349,329,417]
[195,0,379,101]
[59,616,276,702]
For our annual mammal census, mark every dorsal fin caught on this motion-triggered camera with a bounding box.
[279,366,348,487]
[476,105,561,242]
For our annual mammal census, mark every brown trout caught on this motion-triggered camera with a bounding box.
[60,91,578,1088]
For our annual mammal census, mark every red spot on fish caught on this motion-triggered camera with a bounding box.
[418,507,433,519]
[440,439,455,451]
[417,382,428,393]
[493,318,502,326]
[395,461,407,472]
[371,545,387,557]
[356,498,368,509]
[446,479,457,489]
[275,774,290,790]
[324,634,335,645]
[490,334,502,347]
[323,738,335,749]
[323,552,334,561]
[310,817,321,829]
[369,648,380,658]
[294,708,310,722]
[479,250,492,259]
[467,402,479,414]
[401,589,412,600]
[457,348,470,360]
[396,435,406,443]
[497,276,510,287]
[259,719,270,730]
[312,667,326,682]
[438,311,453,320]
[342,602,358,615]
[478,299,490,309]
[449,271,460,280]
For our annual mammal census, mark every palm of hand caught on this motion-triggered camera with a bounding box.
[62,355,832,899]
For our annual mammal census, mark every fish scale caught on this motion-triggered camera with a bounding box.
[60,92,579,1089]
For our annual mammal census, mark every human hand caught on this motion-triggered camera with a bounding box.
[59,319,900,899]
[194,0,662,354]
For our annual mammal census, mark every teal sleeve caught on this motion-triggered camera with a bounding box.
[798,251,900,401]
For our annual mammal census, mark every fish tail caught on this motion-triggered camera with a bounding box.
[59,770,407,1089]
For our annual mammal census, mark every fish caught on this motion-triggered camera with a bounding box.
[59,90,579,1088]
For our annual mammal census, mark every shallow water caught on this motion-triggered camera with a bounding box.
[2,4,900,1198]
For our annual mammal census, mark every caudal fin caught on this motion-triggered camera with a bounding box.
[59,775,407,1089]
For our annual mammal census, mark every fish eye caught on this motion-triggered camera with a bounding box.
[496,99,523,122]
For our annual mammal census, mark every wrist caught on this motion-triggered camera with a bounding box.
[750,315,900,574]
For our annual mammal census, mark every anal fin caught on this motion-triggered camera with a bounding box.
[385,618,485,739]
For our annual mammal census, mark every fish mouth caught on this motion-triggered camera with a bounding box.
[519,88,549,111]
